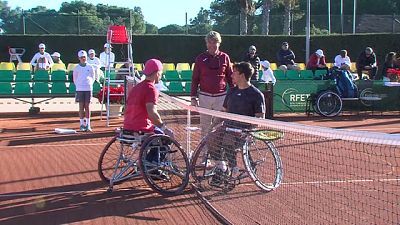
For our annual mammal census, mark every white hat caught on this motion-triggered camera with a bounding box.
[38,43,46,49]
[51,52,60,57]
[316,49,324,57]
[104,43,112,48]
[260,60,270,69]
[249,45,256,51]
[78,50,87,58]
[88,49,95,55]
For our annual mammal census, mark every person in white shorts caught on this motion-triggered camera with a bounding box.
[73,50,95,132]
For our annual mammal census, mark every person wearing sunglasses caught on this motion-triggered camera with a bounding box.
[191,31,234,137]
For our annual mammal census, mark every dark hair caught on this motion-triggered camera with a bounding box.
[233,62,254,81]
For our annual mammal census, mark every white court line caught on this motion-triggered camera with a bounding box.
[282,178,400,186]
[0,187,151,198]
[0,143,108,148]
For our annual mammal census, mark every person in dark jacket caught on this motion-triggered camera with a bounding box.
[356,47,378,80]
[276,42,299,72]
[242,45,260,80]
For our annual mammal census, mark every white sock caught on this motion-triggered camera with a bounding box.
[79,119,84,126]
[86,118,91,128]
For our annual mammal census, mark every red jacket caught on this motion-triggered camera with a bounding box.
[306,53,326,69]
[191,51,233,96]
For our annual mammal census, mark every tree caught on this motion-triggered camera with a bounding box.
[158,24,185,34]
[189,7,213,34]
[145,23,158,34]
[237,0,256,35]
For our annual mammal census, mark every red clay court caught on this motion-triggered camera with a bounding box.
[0,111,399,224]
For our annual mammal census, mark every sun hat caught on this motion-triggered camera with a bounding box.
[88,49,95,55]
[143,59,163,76]
[315,49,324,57]
[38,43,46,49]
[260,60,270,69]
[104,43,113,48]
[78,50,87,58]
[51,52,61,57]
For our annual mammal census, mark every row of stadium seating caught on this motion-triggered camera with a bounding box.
[0,81,191,96]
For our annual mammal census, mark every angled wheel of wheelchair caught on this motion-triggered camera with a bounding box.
[316,91,343,117]
[139,134,190,195]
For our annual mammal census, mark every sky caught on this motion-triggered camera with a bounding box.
[7,0,214,28]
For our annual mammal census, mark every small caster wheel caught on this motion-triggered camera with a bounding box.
[107,187,113,193]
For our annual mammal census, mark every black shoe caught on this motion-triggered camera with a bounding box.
[209,168,229,188]
[149,169,169,181]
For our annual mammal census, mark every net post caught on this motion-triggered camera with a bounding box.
[265,81,274,119]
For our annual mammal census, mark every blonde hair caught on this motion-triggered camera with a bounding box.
[205,31,222,43]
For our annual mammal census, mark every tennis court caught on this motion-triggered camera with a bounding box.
[0,100,399,224]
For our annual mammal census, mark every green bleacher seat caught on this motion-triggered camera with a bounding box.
[286,70,300,80]
[69,83,76,94]
[300,70,314,80]
[51,70,67,81]
[14,82,31,95]
[68,71,73,82]
[0,83,12,95]
[104,71,117,80]
[51,82,68,94]
[167,81,184,93]
[32,82,50,95]
[314,70,328,79]
[180,70,193,81]
[15,70,32,82]
[184,82,192,93]
[164,70,181,81]
[273,70,286,80]
[33,70,50,81]
[0,70,14,82]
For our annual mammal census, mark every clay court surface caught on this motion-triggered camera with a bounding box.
[0,111,399,224]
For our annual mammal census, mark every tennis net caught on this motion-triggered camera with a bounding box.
[157,92,400,225]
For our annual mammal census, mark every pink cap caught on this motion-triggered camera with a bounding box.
[143,59,163,76]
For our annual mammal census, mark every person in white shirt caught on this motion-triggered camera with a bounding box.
[73,50,95,132]
[87,49,103,81]
[334,49,351,70]
[99,43,115,70]
[30,43,54,71]
[259,60,276,85]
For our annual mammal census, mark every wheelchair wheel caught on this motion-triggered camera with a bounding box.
[98,136,140,185]
[359,88,375,107]
[243,138,283,192]
[139,134,190,195]
[316,91,342,117]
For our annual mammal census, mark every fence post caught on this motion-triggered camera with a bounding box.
[77,10,81,35]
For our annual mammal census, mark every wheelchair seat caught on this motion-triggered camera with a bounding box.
[118,129,149,143]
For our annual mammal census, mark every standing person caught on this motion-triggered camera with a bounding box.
[99,43,115,70]
[242,45,260,80]
[73,50,95,132]
[87,49,103,82]
[30,43,54,71]
[191,31,233,136]
[356,47,378,80]
[306,49,328,73]
[276,42,299,72]
[334,49,352,71]
[208,62,266,186]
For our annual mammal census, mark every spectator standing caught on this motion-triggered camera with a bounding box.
[381,52,400,79]
[356,47,378,80]
[306,49,328,73]
[259,60,276,85]
[51,52,63,64]
[30,43,54,71]
[191,31,233,136]
[87,49,103,81]
[73,50,95,132]
[99,43,115,70]
[277,42,299,72]
[334,49,351,71]
[242,45,260,80]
